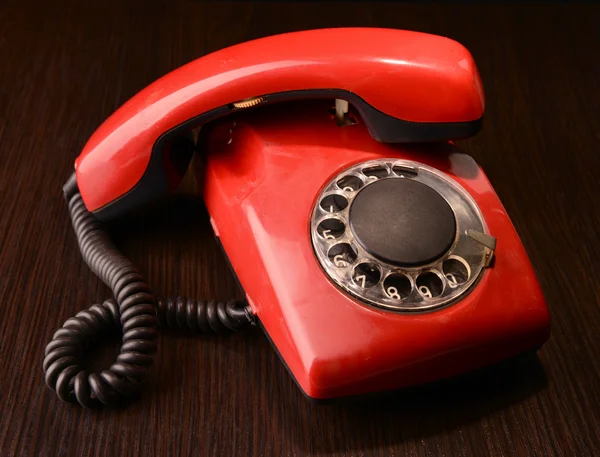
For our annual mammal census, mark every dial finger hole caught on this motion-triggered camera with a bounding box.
[416,271,444,299]
[317,218,345,240]
[327,243,357,268]
[337,175,364,192]
[383,273,412,300]
[362,164,389,179]
[442,256,470,289]
[392,164,418,178]
[352,262,381,288]
[320,194,348,213]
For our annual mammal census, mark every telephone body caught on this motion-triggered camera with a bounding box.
[44,28,550,407]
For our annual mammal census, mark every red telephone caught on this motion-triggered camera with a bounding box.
[43,28,550,408]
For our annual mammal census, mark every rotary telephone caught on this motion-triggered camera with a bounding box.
[43,28,551,408]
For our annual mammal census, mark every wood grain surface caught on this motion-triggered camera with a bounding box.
[1,2,599,456]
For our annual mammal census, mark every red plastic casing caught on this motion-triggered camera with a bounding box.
[201,101,550,399]
[74,28,484,213]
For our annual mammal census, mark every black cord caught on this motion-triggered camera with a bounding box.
[42,174,255,408]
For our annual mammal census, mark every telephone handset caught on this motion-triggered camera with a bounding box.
[43,28,550,408]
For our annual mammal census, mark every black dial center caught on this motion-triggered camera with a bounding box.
[349,178,456,266]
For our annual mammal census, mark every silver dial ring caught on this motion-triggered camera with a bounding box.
[310,159,489,312]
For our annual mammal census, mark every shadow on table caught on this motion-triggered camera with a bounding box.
[288,351,547,454]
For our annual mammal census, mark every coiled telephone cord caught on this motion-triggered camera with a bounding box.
[42,174,254,408]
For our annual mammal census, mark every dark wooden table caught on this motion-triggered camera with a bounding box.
[1,2,599,456]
